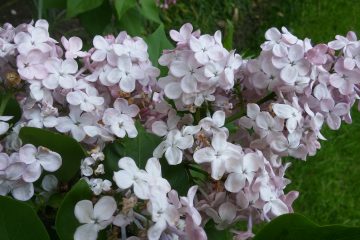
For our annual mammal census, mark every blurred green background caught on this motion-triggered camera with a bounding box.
[1,0,360,227]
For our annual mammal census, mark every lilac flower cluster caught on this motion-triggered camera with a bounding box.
[0,19,359,240]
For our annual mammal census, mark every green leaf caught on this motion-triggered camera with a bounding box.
[223,19,234,50]
[114,0,137,20]
[1,92,21,125]
[66,0,104,18]
[139,0,162,24]
[160,159,192,195]
[117,8,145,36]
[205,220,232,240]
[56,180,93,240]
[79,0,112,35]
[254,213,360,240]
[145,24,173,67]
[19,127,87,182]
[0,196,50,240]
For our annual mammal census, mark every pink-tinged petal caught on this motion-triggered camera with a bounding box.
[74,223,98,240]
[71,126,86,142]
[153,141,167,158]
[91,50,106,62]
[152,121,168,136]
[272,104,295,119]
[280,65,297,84]
[124,121,138,138]
[59,75,76,89]
[164,82,182,99]
[219,202,236,223]
[211,157,226,180]
[170,30,183,42]
[211,132,227,151]
[67,91,83,105]
[19,144,37,164]
[11,182,34,201]
[55,117,74,133]
[326,113,341,130]
[69,36,83,51]
[43,74,59,90]
[62,58,78,74]
[37,147,62,172]
[286,118,297,133]
[93,196,116,221]
[133,181,149,199]
[170,61,188,77]
[265,27,281,41]
[45,58,61,73]
[148,219,167,240]
[117,55,132,70]
[119,76,136,93]
[165,146,183,165]
[22,162,42,182]
[145,157,162,177]
[333,103,349,116]
[212,111,225,127]
[328,40,345,50]
[344,58,355,70]
[295,59,310,75]
[93,35,108,50]
[208,45,225,61]
[193,147,215,163]
[189,36,202,51]
[194,52,209,64]
[273,44,288,57]
[272,56,289,69]
[106,68,121,84]
[118,157,138,173]
[270,199,289,216]
[270,135,288,152]
[224,173,246,193]
[113,170,133,189]
[0,153,9,170]
[243,152,263,171]
[247,103,260,119]
[288,44,304,62]
[255,112,272,130]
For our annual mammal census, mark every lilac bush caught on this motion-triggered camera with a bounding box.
[0,19,359,239]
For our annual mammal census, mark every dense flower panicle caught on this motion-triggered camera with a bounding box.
[1,20,360,240]
[157,23,242,109]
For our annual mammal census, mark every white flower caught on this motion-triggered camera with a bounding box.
[113,157,149,199]
[88,178,112,195]
[74,196,117,240]
[225,152,264,193]
[151,109,180,137]
[107,55,144,92]
[61,36,87,59]
[194,132,242,180]
[55,106,98,141]
[102,110,137,139]
[43,58,78,89]
[147,189,180,240]
[19,144,62,183]
[153,129,193,165]
[66,87,104,112]
[272,103,301,133]
[91,35,112,62]
[260,186,289,219]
